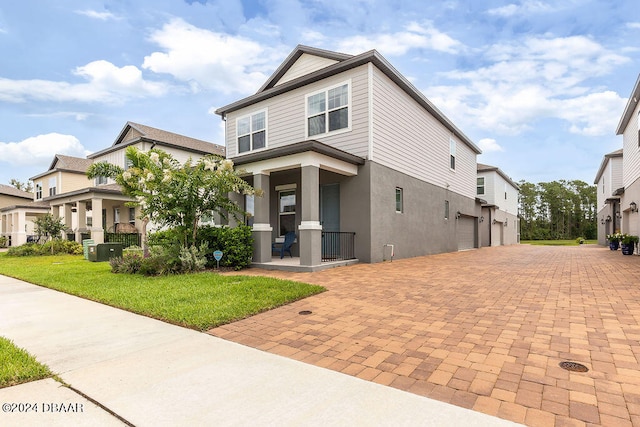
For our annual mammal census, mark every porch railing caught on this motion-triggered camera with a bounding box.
[321,231,356,262]
[105,232,141,248]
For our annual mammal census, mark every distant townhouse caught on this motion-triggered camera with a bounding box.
[0,122,224,247]
[476,164,520,246]
[0,184,47,246]
[594,149,623,244]
[216,45,484,271]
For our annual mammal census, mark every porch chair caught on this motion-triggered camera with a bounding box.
[272,231,296,259]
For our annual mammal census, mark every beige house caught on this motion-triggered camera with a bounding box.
[476,164,520,247]
[1,122,224,247]
[0,184,49,246]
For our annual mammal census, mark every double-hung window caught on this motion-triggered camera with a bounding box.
[277,185,296,236]
[306,82,349,137]
[237,111,266,154]
[477,177,485,195]
[395,188,403,213]
[95,175,108,185]
[35,182,42,200]
[48,177,57,196]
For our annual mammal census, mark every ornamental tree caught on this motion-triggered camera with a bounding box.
[33,213,66,254]
[87,147,260,252]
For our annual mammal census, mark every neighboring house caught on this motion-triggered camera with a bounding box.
[1,122,224,247]
[594,149,623,244]
[0,184,48,246]
[215,45,483,271]
[476,164,520,246]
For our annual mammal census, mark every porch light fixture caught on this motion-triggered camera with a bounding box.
[504,218,508,227]
[601,218,605,225]
[606,215,612,222]
[456,211,461,220]
[631,202,638,213]
[479,216,484,223]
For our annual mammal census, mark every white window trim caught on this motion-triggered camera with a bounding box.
[35,182,43,200]
[278,184,297,237]
[395,187,403,213]
[477,177,485,196]
[236,109,268,155]
[48,177,57,197]
[305,80,352,138]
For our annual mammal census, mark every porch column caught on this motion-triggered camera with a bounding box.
[63,203,73,240]
[252,173,272,263]
[16,211,27,246]
[299,165,322,266]
[227,192,244,228]
[75,202,87,242]
[91,198,104,244]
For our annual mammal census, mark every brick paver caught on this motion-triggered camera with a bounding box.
[208,244,640,426]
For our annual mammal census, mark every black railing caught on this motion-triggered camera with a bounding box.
[321,231,356,262]
[105,232,141,248]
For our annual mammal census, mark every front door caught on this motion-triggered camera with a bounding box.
[320,184,340,259]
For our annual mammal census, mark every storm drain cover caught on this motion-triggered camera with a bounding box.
[559,361,589,372]
[298,310,312,315]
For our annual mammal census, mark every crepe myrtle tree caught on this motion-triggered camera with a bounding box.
[33,213,66,254]
[86,146,260,255]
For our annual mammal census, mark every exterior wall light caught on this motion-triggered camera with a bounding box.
[606,215,612,222]
[631,202,638,213]
[479,216,484,223]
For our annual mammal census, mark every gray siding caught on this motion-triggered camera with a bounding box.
[370,67,476,199]
[226,65,371,159]
[276,53,339,86]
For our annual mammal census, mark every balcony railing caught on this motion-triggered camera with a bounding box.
[321,231,356,262]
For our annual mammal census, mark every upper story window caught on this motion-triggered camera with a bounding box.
[35,182,42,200]
[95,176,108,186]
[477,177,485,195]
[48,177,57,197]
[125,157,134,170]
[237,110,266,154]
[449,138,456,170]
[306,82,350,137]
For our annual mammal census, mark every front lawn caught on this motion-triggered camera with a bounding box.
[0,254,324,330]
[0,337,51,388]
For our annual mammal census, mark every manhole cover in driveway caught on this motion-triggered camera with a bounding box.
[559,361,589,372]
[298,310,312,315]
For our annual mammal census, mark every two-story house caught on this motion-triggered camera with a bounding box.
[594,149,623,243]
[216,45,483,271]
[476,164,520,247]
[612,73,640,240]
[1,122,224,247]
[0,184,48,246]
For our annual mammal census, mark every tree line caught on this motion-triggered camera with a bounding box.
[518,180,597,240]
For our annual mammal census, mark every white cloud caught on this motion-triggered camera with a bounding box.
[142,18,283,94]
[626,22,640,29]
[0,60,169,104]
[478,138,504,152]
[428,35,629,136]
[487,1,554,17]
[75,10,119,21]
[336,21,464,56]
[0,134,90,167]
[26,112,91,121]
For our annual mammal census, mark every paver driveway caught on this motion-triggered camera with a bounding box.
[209,244,640,426]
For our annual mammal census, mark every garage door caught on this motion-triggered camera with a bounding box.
[457,217,476,250]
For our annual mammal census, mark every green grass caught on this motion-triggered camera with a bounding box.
[0,337,51,388]
[0,254,325,331]
[520,239,597,246]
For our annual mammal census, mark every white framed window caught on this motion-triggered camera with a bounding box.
[114,208,120,224]
[129,207,136,224]
[237,110,266,154]
[35,182,42,200]
[477,177,485,195]
[306,81,350,137]
[445,200,450,220]
[449,138,456,170]
[125,157,134,170]
[505,183,508,200]
[277,184,296,236]
[395,187,403,213]
[95,175,108,186]
[48,177,57,196]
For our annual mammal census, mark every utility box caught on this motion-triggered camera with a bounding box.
[87,243,123,262]
[82,239,95,260]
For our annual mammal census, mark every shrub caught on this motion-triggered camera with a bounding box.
[5,240,82,256]
[0,236,7,248]
[109,252,143,274]
[576,237,585,244]
[196,225,253,270]
[7,243,43,257]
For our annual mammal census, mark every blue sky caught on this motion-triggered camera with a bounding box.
[1,0,639,187]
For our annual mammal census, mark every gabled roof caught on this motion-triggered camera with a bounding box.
[477,163,520,190]
[87,121,225,159]
[593,148,623,184]
[30,154,93,180]
[0,183,32,200]
[216,45,481,154]
[616,74,640,135]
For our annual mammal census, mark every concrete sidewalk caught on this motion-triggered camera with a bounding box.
[0,275,519,426]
